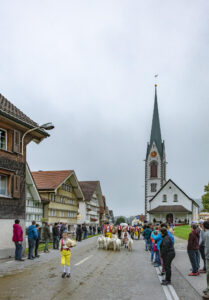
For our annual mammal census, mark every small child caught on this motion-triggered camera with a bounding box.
[59,231,76,278]
[123,228,130,248]
[150,230,157,262]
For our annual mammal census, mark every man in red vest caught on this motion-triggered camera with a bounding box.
[134,226,139,240]
[104,223,112,238]
[127,225,132,234]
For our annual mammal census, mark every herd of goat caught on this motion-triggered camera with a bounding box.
[97,235,133,251]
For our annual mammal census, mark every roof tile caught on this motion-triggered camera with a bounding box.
[0,93,38,127]
[32,170,73,190]
[148,205,191,213]
[79,181,99,201]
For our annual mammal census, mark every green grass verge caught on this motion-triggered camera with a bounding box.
[25,242,53,254]
[86,234,100,239]
[174,225,190,240]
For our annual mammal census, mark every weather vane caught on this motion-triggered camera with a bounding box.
[154,74,158,86]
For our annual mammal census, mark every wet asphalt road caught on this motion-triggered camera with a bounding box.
[0,237,202,300]
[0,237,168,300]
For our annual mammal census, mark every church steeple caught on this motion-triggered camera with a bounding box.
[144,84,166,221]
[149,84,163,157]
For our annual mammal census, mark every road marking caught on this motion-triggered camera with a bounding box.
[155,267,180,300]
[74,255,93,266]
[5,261,13,264]
[168,284,180,300]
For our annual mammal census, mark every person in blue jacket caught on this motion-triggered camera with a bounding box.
[151,223,174,269]
[143,225,152,251]
[28,221,38,260]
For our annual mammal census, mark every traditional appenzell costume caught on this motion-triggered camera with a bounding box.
[104,224,112,238]
[59,238,73,278]
[134,226,139,239]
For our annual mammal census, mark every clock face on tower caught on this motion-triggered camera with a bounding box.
[151,151,157,158]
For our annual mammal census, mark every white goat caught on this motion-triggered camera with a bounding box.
[104,237,110,250]
[97,236,106,249]
[106,237,116,250]
[128,238,133,251]
[115,238,121,251]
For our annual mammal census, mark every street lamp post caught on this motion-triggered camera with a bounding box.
[21,122,54,155]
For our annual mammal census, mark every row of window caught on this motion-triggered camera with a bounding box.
[0,173,20,198]
[62,183,73,193]
[87,206,99,213]
[26,214,42,221]
[50,209,77,218]
[162,194,178,202]
[27,200,42,208]
[0,174,7,196]
[0,129,6,150]
[51,194,76,205]
[0,128,21,153]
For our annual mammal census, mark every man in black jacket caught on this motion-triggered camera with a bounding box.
[52,223,60,249]
[160,228,175,285]
[34,224,41,258]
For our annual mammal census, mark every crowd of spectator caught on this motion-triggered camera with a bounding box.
[12,220,102,262]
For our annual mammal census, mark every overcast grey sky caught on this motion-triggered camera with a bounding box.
[0,1,209,216]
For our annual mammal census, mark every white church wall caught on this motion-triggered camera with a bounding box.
[150,181,192,212]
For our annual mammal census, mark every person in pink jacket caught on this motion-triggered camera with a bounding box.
[12,219,24,261]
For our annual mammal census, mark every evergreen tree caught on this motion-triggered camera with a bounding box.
[115,216,126,225]
[202,183,209,211]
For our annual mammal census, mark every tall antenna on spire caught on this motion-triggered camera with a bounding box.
[154,74,158,86]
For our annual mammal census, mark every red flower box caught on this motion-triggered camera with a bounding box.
[90,218,97,222]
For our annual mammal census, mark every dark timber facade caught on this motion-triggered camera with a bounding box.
[0,93,49,258]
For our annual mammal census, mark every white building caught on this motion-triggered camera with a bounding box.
[78,181,103,228]
[26,164,43,228]
[148,179,199,224]
[145,85,199,223]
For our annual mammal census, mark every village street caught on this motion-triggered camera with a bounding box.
[0,236,203,300]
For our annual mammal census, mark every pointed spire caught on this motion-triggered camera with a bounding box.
[150,84,163,156]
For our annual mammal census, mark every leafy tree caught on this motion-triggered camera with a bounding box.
[202,183,209,211]
[115,216,126,225]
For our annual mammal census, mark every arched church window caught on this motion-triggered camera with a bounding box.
[151,183,157,192]
[150,161,158,178]
[174,194,178,202]
[163,194,167,202]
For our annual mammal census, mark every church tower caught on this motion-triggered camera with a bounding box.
[145,84,166,220]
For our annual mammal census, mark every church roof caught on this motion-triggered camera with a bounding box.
[149,179,199,207]
[148,205,191,213]
[147,85,163,157]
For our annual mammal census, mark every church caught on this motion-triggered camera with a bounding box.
[145,85,199,224]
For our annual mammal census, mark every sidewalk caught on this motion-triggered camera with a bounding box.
[0,249,60,278]
[0,235,99,278]
[174,237,206,297]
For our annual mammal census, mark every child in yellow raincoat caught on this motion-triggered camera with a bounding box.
[59,231,76,278]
